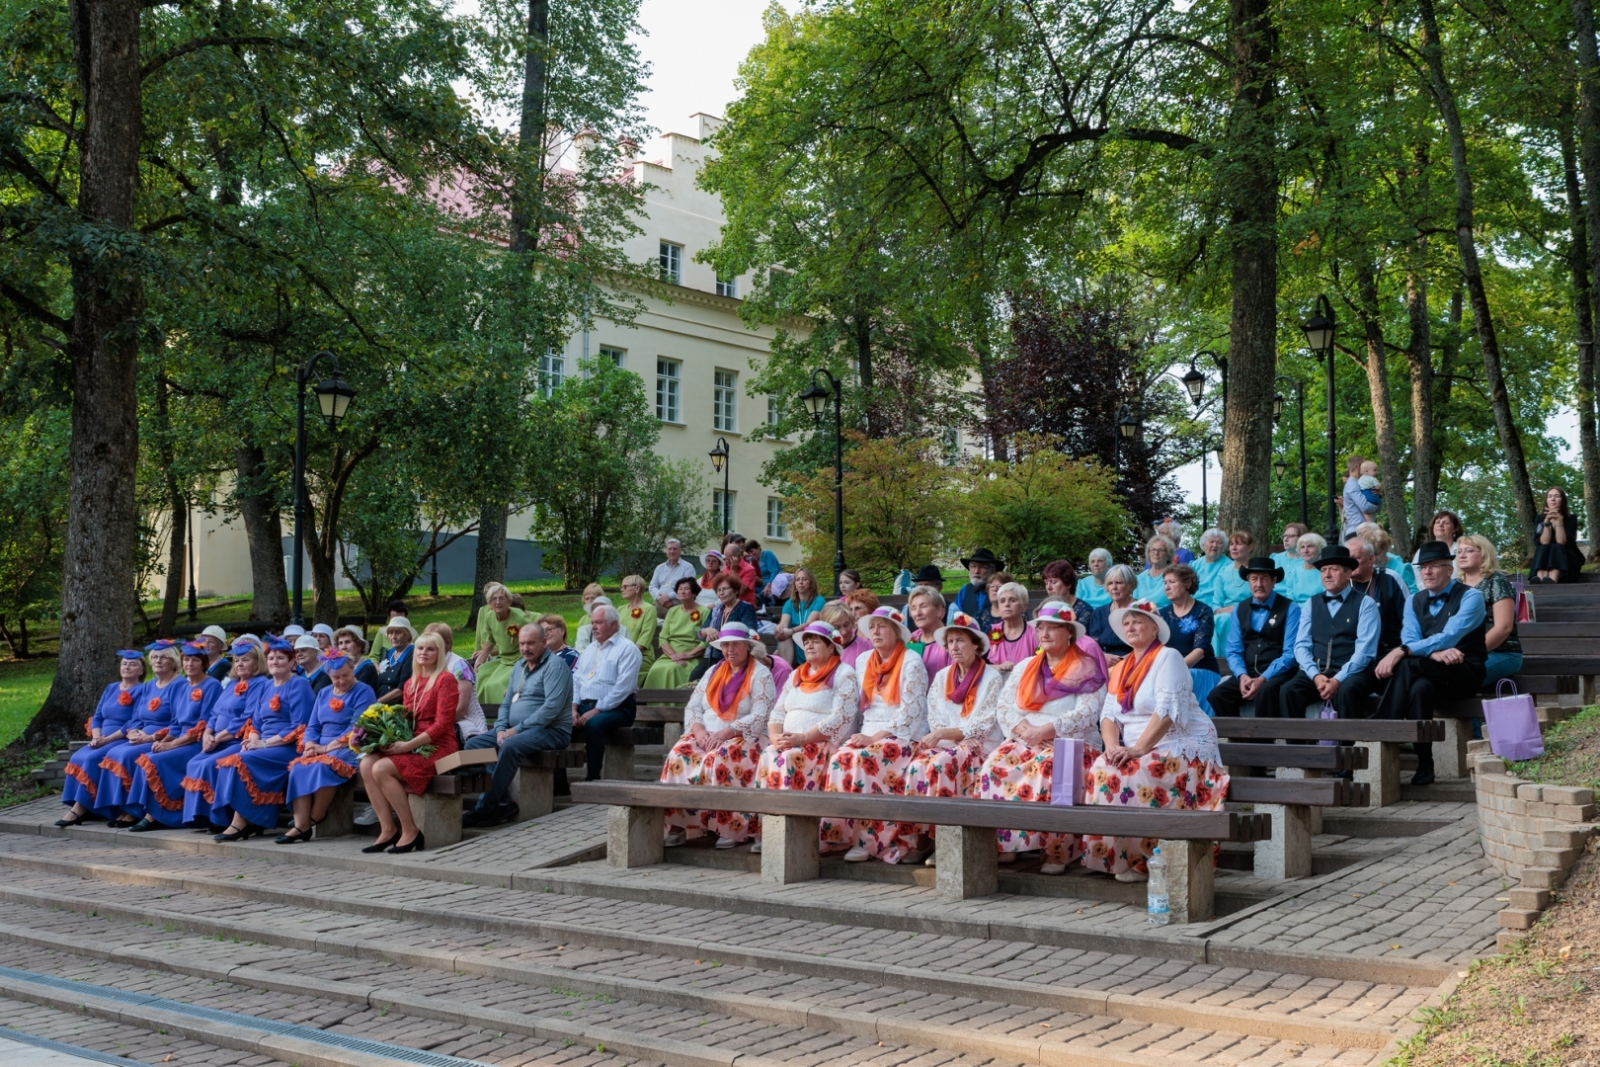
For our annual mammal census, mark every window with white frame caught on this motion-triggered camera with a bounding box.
[659,241,682,284]
[599,344,626,368]
[767,396,782,429]
[713,488,735,532]
[538,351,564,396]
[766,497,788,540]
[713,369,737,431]
[716,275,737,298]
[655,358,681,422]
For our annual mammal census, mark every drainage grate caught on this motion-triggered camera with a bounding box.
[0,1025,153,1066]
[0,965,490,1067]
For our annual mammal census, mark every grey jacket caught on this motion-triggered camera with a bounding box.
[495,652,574,742]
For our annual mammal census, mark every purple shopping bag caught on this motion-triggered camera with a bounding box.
[1050,737,1085,805]
[1482,679,1543,762]
[1318,701,1340,746]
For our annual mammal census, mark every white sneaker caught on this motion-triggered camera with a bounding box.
[750,841,762,854]
[352,804,377,827]
[1039,862,1067,876]
[923,854,936,868]
[843,846,870,862]
[1114,869,1148,883]
[714,836,739,849]
[663,831,686,847]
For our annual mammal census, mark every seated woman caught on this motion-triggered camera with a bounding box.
[334,627,381,690]
[424,621,486,741]
[211,636,317,842]
[294,635,328,690]
[646,577,705,688]
[749,638,791,694]
[618,574,659,685]
[1189,529,1232,601]
[823,606,930,864]
[692,573,758,682]
[754,621,860,854]
[1283,532,1328,603]
[1039,560,1081,616]
[1082,601,1230,883]
[181,638,271,831]
[94,641,186,827]
[1076,549,1115,609]
[1457,534,1523,686]
[1206,530,1256,662]
[57,648,147,827]
[774,567,827,666]
[358,631,459,854]
[1159,565,1218,673]
[987,581,1038,671]
[902,612,1006,866]
[660,621,776,848]
[1087,565,1137,665]
[836,569,863,598]
[905,585,950,677]
[124,643,223,832]
[976,603,1109,874]
[276,653,379,843]
[573,582,607,650]
[473,581,532,717]
[1531,487,1584,584]
[1135,537,1175,608]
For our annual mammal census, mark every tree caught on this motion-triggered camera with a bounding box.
[610,458,718,581]
[0,410,69,660]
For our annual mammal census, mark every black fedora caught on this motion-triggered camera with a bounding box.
[1237,556,1285,582]
[960,547,1004,569]
[1315,545,1358,570]
[1414,540,1455,567]
[913,564,945,584]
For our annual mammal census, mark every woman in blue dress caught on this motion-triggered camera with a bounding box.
[1189,530,1233,606]
[95,641,186,826]
[181,638,269,831]
[1075,549,1115,609]
[211,636,316,842]
[276,654,378,844]
[1207,530,1256,661]
[1158,566,1219,672]
[124,642,222,831]
[1134,537,1175,609]
[56,649,147,827]
[1282,532,1328,604]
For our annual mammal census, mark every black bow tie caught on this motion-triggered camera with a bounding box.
[1323,593,1346,603]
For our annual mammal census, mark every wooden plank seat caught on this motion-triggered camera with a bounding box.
[1216,742,1368,772]
[571,725,661,783]
[571,780,1270,923]
[1211,717,1444,808]
[635,687,694,746]
[1225,776,1369,879]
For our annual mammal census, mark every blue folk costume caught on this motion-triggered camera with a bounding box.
[61,651,145,818]
[1198,558,1253,662]
[211,639,316,828]
[125,650,222,827]
[1134,568,1173,609]
[1074,575,1112,609]
[94,643,186,813]
[286,667,377,803]
[181,643,270,826]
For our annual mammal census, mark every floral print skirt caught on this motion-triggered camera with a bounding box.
[1081,751,1230,876]
[659,733,762,842]
[822,736,918,862]
[976,739,1097,865]
[899,739,986,842]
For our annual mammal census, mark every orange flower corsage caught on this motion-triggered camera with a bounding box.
[234,681,248,696]
[117,691,134,707]
[631,607,642,619]
[507,623,517,636]
[689,610,701,623]
[269,695,281,712]
[147,696,161,711]
[190,687,204,701]
[329,698,345,712]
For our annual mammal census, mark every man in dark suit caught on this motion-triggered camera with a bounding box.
[1208,558,1300,717]
[1279,545,1382,720]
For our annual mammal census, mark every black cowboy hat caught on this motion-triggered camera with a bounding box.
[1314,544,1358,570]
[913,564,945,583]
[1237,556,1285,582]
[1414,539,1454,567]
[959,547,1004,568]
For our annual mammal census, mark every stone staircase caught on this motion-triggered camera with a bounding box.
[28,740,85,790]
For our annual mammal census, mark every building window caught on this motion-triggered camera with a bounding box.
[656,358,681,422]
[767,396,781,428]
[766,497,788,540]
[599,344,626,368]
[538,351,564,396]
[659,241,682,285]
[713,488,735,532]
[713,369,737,432]
[716,275,737,298]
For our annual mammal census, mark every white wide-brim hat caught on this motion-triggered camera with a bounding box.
[709,621,763,651]
[200,625,229,648]
[1033,600,1087,639]
[293,635,322,652]
[1110,601,1170,645]
[932,612,991,656]
[385,616,419,642]
[863,606,913,645]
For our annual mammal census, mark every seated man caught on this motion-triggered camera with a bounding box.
[569,603,642,782]
[1278,545,1381,720]
[1373,540,1487,786]
[461,621,574,827]
[1207,557,1300,717]
[1346,536,1407,658]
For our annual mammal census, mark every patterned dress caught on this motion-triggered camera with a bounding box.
[125,676,221,826]
[900,662,1006,844]
[212,674,316,827]
[181,674,271,826]
[1082,646,1230,876]
[756,659,860,817]
[62,682,142,817]
[95,676,183,812]
[285,681,378,802]
[822,648,930,861]
[659,660,775,842]
[977,650,1108,865]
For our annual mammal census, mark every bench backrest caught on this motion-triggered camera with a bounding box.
[1216,742,1368,772]
[1209,717,1445,742]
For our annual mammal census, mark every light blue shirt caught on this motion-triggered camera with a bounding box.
[1387,553,1418,594]
[1225,597,1301,679]
[1075,576,1111,609]
[1293,584,1381,683]
[1134,570,1172,609]
[1401,580,1486,656]
[572,631,642,711]
[1342,476,1369,536]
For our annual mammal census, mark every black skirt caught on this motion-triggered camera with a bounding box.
[1529,541,1583,579]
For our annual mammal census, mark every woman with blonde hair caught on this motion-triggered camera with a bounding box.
[472,581,530,717]
[359,631,459,853]
[1135,537,1175,608]
[1457,534,1523,684]
[618,573,659,685]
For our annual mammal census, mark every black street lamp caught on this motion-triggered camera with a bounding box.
[1300,295,1338,540]
[798,370,846,594]
[708,437,731,536]
[1274,374,1310,526]
[1273,457,1288,479]
[1113,405,1139,473]
[1181,362,1206,407]
[186,499,198,621]
[292,351,356,627]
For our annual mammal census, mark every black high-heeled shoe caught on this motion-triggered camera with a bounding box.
[387,832,425,854]
[361,834,399,854]
[53,811,91,828]
[213,823,263,844]
[274,824,313,845]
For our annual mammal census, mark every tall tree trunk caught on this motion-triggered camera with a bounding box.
[28,0,144,744]
[156,371,185,637]
[1417,0,1538,550]
[1403,143,1436,539]
[1562,106,1600,560]
[469,501,509,622]
[1216,0,1278,548]
[1354,258,1411,554]
[1572,0,1600,557]
[235,444,290,624]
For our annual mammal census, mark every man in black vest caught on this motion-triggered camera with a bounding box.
[1279,545,1382,720]
[1373,540,1487,785]
[1346,536,1408,657]
[948,548,1002,630]
[1208,558,1301,717]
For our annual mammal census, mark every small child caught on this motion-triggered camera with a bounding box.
[1358,460,1383,511]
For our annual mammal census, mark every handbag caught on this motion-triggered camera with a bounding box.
[1482,679,1543,762]
[1049,737,1084,806]
[1513,576,1534,624]
[1318,700,1340,746]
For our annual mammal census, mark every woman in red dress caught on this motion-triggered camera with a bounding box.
[358,631,459,853]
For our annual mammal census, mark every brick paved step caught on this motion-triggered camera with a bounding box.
[0,836,1432,1051]
[0,991,299,1067]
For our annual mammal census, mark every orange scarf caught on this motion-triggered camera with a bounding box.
[1109,643,1164,712]
[945,661,986,717]
[706,659,756,722]
[1017,647,1077,712]
[860,644,905,709]
[794,655,840,692]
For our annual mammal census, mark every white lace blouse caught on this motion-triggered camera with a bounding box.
[858,650,929,739]
[1099,645,1221,762]
[768,661,860,746]
[997,666,1107,751]
[683,661,776,744]
[925,663,1006,755]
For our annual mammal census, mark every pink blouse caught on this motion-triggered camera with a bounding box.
[987,620,1040,666]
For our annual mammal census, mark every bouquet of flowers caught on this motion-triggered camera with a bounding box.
[347,703,435,757]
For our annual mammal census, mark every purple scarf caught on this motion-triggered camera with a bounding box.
[1042,638,1110,701]
[716,661,751,711]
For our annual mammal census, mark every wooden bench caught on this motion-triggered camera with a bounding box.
[635,687,693,748]
[572,725,660,781]
[1216,743,1369,879]
[1210,717,1444,808]
[571,780,1270,923]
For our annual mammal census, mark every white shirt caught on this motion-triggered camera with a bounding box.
[857,649,929,738]
[768,662,860,746]
[997,665,1107,750]
[1100,646,1220,763]
[926,663,1006,756]
[685,661,776,743]
[650,558,699,602]
[572,631,642,710]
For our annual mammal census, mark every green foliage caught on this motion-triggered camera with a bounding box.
[610,458,718,582]
[1508,705,1600,792]
[0,410,68,657]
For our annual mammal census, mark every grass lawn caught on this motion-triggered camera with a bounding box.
[1508,705,1600,792]
[0,660,56,747]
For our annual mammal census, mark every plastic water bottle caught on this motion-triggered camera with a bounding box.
[1146,847,1170,926]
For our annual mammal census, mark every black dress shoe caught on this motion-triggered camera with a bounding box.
[1410,768,1436,787]
[53,812,91,828]
[361,834,399,854]
[486,802,519,827]
[127,818,165,833]
[387,832,425,854]
[461,805,489,829]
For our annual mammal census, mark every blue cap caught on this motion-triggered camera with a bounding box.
[117,649,145,660]
[143,639,178,652]
[319,652,351,672]
[262,636,294,653]
[180,641,210,657]
[229,641,256,656]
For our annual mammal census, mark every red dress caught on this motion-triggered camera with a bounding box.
[389,672,460,795]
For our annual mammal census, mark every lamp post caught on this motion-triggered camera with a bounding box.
[186,499,198,621]
[1300,295,1338,540]
[1273,375,1310,526]
[708,437,731,537]
[1113,405,1139,473]
[291,351,356,627]
[1199,438,1224,529]
[798,370,846,594]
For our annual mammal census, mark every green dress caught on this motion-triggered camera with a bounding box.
[620,600,659,685]
[642,604,706,689]
[475,606,533,706]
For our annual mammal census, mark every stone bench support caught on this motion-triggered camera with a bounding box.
[407,791,462,847]
[1355,741,1399,807]
[1252,803,1312,879]
[1158,838,1215,923]
[934,824,998,901]
[312,781,356,840]
[1437,717,1472,780]
[760,814,820,885]
[607,804,664,868]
